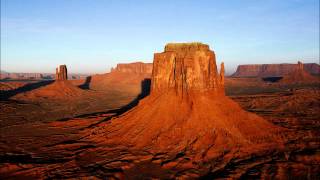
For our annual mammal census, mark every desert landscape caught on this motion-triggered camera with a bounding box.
[1,42,319,179]
[1,0,319,179]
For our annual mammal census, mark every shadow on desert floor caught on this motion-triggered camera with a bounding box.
[59,78,151,126]
[0,80,54,100]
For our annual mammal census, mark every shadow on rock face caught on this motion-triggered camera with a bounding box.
[78,76,92,90]
[0,80,54,100]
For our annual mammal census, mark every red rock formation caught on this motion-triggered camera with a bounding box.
[280,61,320,83]
[88,43,285,175]
[12,65,87,100]
[232,63,320,77]
[151,43,224,95]
[88,62,152,92]
[298,61,303,70]
[220,62,225,89]
[55,65,68,80]
[111,62,152,74]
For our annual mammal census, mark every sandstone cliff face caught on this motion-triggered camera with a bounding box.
[152,43,224,94]
[55,65,68,80]
[111,62,152,74]
[232,63,320,77]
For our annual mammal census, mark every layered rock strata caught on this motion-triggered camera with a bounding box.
[152,43,224,95]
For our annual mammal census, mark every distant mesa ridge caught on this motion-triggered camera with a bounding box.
[0,65,87,80]
[232,62,320,77]
[111,62,153,74]
[280,61,319,83]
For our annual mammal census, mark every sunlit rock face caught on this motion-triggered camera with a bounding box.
[151,43,224,95]
[55,65,68,80]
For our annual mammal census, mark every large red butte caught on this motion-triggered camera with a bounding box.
[89,42,286,177]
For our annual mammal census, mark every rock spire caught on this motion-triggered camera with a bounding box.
[55,65,68,80]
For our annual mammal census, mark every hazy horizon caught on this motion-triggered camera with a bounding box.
[1,60,320,76]
[1,0,319,74]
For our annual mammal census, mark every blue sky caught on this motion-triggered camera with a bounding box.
[1,0,319,74]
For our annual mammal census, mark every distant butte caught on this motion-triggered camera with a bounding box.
[111,62,153,74]
[13,65,85,100]
[280,61,320,83]
[56,65,68,80]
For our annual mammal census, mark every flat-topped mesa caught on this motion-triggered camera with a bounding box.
[232,62,320,77]
[55,65,68,80]
[151,42,224,95]
[164,42,209,52]
[111,62,153,74]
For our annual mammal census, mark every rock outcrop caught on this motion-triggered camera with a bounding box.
[151,43,224,94]
[88,62,152,92]
[88,43,285,178]
[13,65,87,100]
[55,65,68,80]
[232,63,320,77]
[111,62,152,74]
[280,61,320,83]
